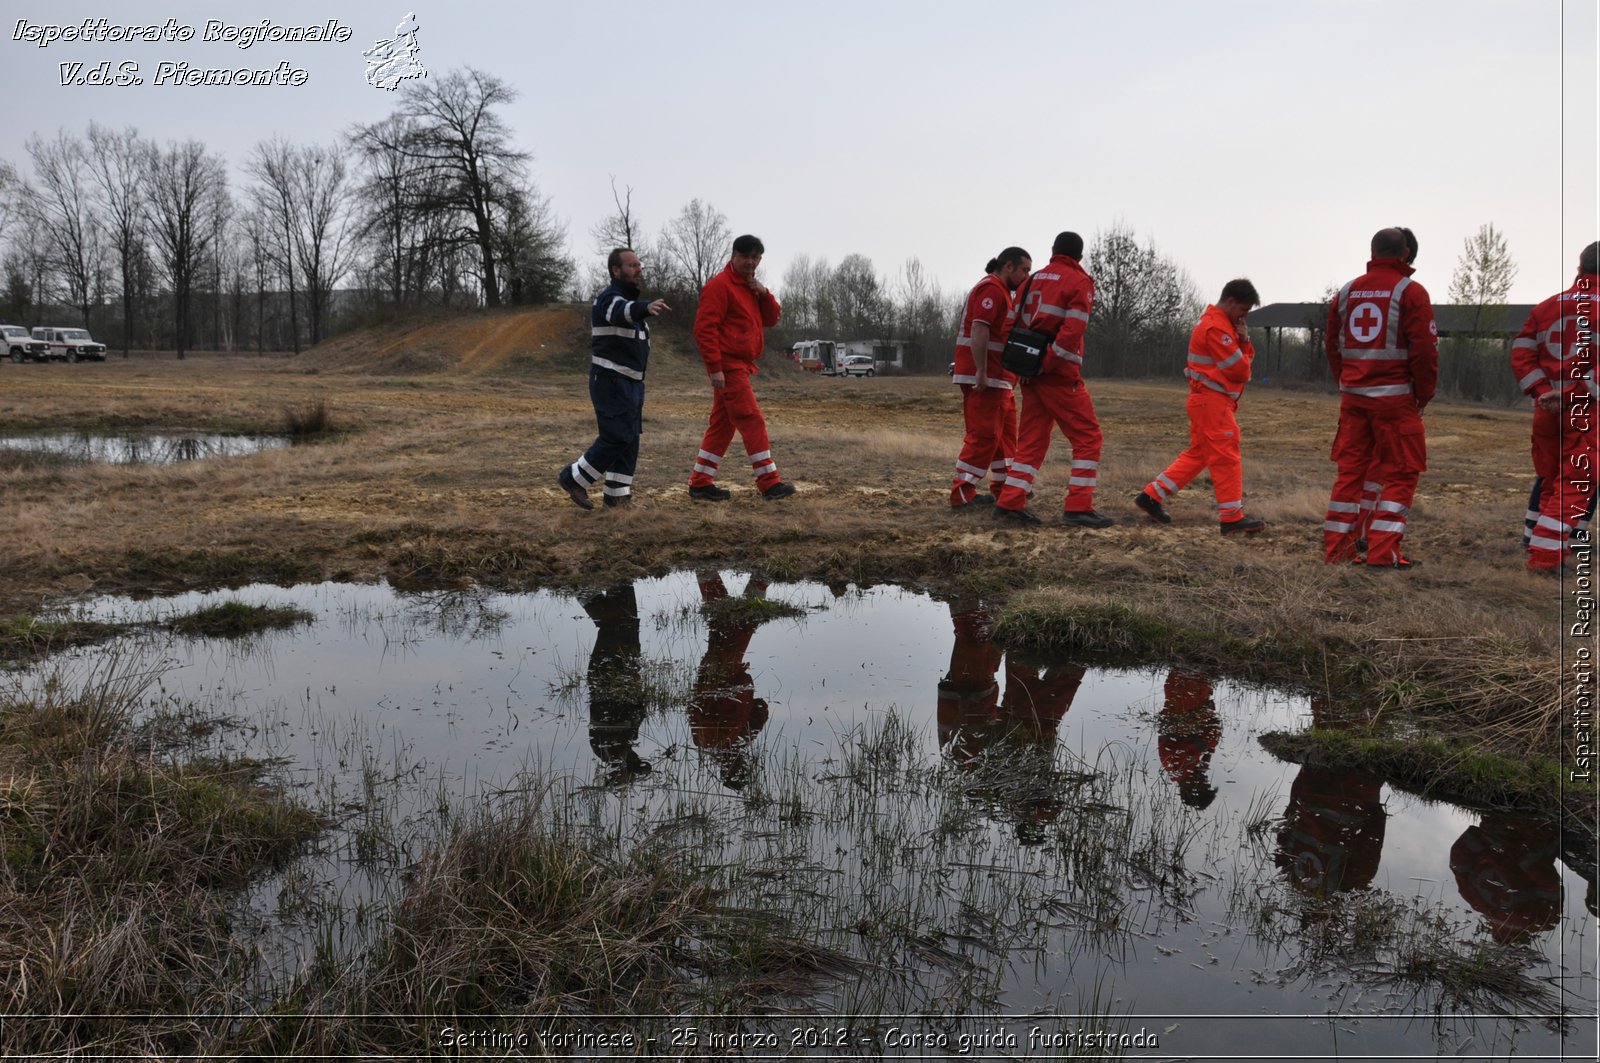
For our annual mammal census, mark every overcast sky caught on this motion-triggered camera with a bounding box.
[3,0,1595,307]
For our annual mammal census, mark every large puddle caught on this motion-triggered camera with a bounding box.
[0,431,289,465]
[17,573,1598,1058]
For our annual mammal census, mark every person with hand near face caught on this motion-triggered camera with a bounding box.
[687,234,795,502]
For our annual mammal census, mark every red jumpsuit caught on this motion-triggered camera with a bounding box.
[1322,257,1439,565]
[950,274,1019,505]
[689,264,785,492]
[1145,305,1255,524]
[1156,670,1221,809]
[1450,814,1561,943]
[690,574,771,790]
[1511,272,1597,570]
[995,254,1101,514]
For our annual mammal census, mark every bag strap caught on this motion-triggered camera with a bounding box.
[1012,274,1038,330]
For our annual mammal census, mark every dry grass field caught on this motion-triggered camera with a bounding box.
[0,305,1580,773]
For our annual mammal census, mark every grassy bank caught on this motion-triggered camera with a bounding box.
[0,665,321,1056]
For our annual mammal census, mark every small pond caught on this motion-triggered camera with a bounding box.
[0,431,289,465]
[16,573,1597,1059]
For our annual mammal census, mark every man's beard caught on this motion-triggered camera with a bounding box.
[617,278,641,298]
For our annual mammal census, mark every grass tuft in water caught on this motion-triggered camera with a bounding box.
[169,600,315,639]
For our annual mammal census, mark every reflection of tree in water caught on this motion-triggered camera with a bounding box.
[583,585,651,782]
[936,603,1084,845]
[0,432,285,466]
[399,587,511,641]
[1156,669,1221,810]
[689,574,774,791]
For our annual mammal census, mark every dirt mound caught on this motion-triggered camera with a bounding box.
[299,305,591,376]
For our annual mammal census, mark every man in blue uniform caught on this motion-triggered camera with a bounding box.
[558,248,671,508]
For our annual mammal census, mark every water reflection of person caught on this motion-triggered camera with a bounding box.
[582,585,651,781]
[1156,669,1221,809]
[1274,697,1387,895]
[689,574,772,791]
[937,602,1083,843]
[1273,763,1386,894]
[1450,813,1563,943]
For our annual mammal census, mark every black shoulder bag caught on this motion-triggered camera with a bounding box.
[1000,275,1054,379]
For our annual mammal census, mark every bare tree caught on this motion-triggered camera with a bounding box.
[496,181,572,304]
[143,139,228,359]
[657,198,730,314]
[370,67,530,307]
[591,176,647,255]
[246,137,303,352]
[85,123,149,357]
[349,114,441,308]
[892,257,959,371]
[23,131,102,327]
[830,254,890,338]
[290,142,358,345]
[1087,221,1198,375]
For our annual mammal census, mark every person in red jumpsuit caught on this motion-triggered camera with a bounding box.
[993,231,1115,529]
[1156,669,1222,809]
[1450,813,1562,943]
[1511,241,1597,573]
[1135,280,1266,535]
[1321,228,1439,568]
[949,248,1031,507]
[687,234,796,502]
[936,602,1084,844]
[1351,227,1419,554]
[690,573,773,790]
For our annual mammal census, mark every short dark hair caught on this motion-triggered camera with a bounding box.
[1397,226,1418,264]
[1371,228,1407,259]
[1220,278,1260,307]
[984,258,999,274]
[731,234,764,255]
[607,247,632,274]
[995,246,1030,270]
[1580,241,1599,275]
[1052,231,1084,258]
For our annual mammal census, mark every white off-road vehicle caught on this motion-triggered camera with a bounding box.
[31,326,108,362]
[2,324,50,362]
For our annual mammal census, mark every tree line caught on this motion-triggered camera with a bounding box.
[1,67,577,358]
[0,61,1528,402]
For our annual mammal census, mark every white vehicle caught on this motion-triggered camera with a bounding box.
[30,326,107,362]
[2,324,50,362]
[793,339,843,375]
[840,354,877,377]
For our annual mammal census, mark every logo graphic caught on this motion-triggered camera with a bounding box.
[1221,334,1233,346]
[364,13,426,90]
[980,297,994,311]
[1349,301,1384,343]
